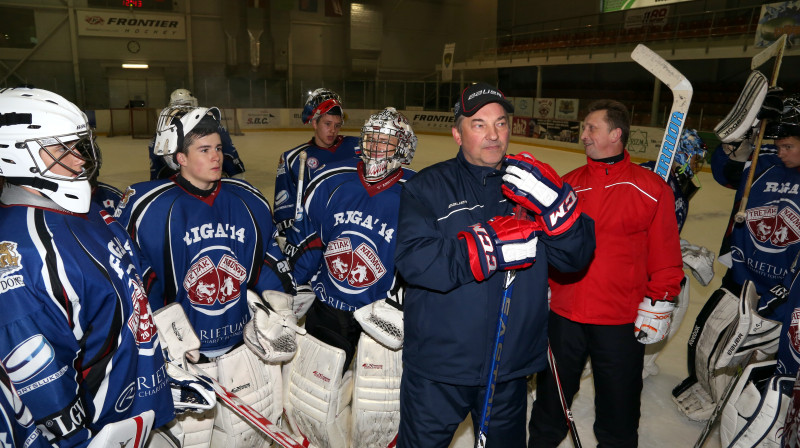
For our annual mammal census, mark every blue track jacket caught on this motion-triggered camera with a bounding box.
[395,150,596,386]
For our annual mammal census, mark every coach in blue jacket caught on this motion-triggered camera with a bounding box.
[395,82,595,447]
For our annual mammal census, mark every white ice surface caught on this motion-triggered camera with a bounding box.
[97,131,734,448]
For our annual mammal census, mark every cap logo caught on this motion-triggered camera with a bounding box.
[467,89,502,101]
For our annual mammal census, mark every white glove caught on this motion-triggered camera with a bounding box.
[634,297,675,344]
[243,290,306,362]
[292,284,317,319]
[354,296,404,350]
[722,139,755,163]
[681,239,716,286]
[152,302,201,368]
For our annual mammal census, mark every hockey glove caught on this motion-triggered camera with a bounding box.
[458,215,542,282]
[634,297,675,344]
[152,302,201,369]
[722,139,755,163]
[354,291,404,350]
[293,283,317,320]
[243,290,307,363]
[502,152,580,235]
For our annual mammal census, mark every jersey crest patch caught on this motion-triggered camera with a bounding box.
[324,238,386,288]
[307,156,320,170]
[128,280,156,345]
[183,254,246,308]
[0,241,24,294]
[747,205,800,247]
[790,309,800,364]
[115,187,135,217]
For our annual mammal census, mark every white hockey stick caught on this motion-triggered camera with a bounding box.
[294,150,308,223]
[631,44,693,182]
[185,363,305,448]
[735,34,788,223]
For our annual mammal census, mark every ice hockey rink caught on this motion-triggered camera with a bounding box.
[97,129,735,448]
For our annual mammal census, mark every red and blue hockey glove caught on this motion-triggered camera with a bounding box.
[634,297,675,344]
[502,152,580,236]
[458,215,542,282]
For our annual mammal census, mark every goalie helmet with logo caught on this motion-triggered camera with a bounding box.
[674,128,708,200]
[0,87,98,213]
[153,106,221,170]
[765,94,800,140]
[301,88,343,124]
[359,107,418,182]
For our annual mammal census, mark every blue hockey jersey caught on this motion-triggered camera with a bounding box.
[273,136,360,231]
[0,198,174,447]
[90,181,123,216]
[712,145,800,294]
[286,160,413,311]
[114,177,292,353]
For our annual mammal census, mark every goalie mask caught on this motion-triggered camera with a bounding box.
[674,128,707,200]
[302,88,343,124]
[169,88,198,107]
[0,87,98,213]
[765,95,800,140]
[153,106,221,170]
[359,107,417,182]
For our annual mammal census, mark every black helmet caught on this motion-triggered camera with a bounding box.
[765,94,800,139]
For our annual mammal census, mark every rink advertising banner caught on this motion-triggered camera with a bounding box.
[627,125,672,160]
[530,118,580,143]
[513,97,534,118]
[442,43,456,82]
[534,98,555,119]
[237,109,282,130]
[603,0,691,12]
[554,99,579,120]
[405,111,456,132]
[76,10,185,39]
[756,1,800,47]
[624,5,671,29]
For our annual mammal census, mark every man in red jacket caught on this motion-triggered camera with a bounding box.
[528,99,684,447]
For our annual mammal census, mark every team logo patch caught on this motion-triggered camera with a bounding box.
[0,241,24,295]
[128,280,156,345]
[306,156,320,170]
[275,190,289,207]
[323,238,386,288]
[3,335,54,384]
[183,255,246,307]
[747,205,800,247]
[791,309,800,359]
[115,187,135,217]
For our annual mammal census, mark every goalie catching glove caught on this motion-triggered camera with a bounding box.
[458,215,542,282]
[634,297,675,344]
[354,285,404,350]
[502,152,580,235]
[244,290,307,362]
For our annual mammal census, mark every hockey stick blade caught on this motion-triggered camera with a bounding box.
[631,44,693,181]
[186,363,305,448]
[752,34,788,71]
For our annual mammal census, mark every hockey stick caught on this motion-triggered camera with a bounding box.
[734,34,788,223]
[631,44,693,182]
[294,150,308,223]
[476,205,525,448]
[185,363,305,448]
[547,345,583,448]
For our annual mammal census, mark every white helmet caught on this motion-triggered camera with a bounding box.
[0,87,97,213]
[153,106,221,169]
[169,88,198,107]
[359,107,417,182]
[302,88,343,124]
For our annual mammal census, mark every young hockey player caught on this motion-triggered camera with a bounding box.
[148,88,245,180]
[530,100,684,447]
[281,107,414,448]
[272,88,360,234]
[394,83,595,447]
[115,106,296,448]
[0,87,175,446]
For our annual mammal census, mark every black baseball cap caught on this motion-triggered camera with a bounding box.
[453,82,514,119]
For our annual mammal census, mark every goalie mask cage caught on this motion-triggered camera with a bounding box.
[108,107,158,139]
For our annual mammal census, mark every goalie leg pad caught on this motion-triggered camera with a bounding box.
[719,360,778,447]
[147,418,184,448]
[727,371,792,447]
[715,281,782,370]
[285,333,353,448]
[176,381,215,448]
[714,70,768,143]
[351,334,402,448]
[209,344,283,448]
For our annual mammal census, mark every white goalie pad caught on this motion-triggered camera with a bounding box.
[285,333,353,448]
[354,298,404,350]
[88,410,154,448]
[714,70,768,143]
[720,360,778,447]
[643,275,690,379]
[206,344,283,448]
[147,418,184,448]
[715,281,782,370]
[681,239,716,287]
[784,371,800,448]
[722,362,792,448]
[351,333,402,448]
[152,302,201,366]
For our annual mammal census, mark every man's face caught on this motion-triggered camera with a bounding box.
[775,136,800,169]
[313,114,343,148]
[39,139,85,178]
[581,109,622,159]
[177,133,223,189]
[452,102,509,169]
